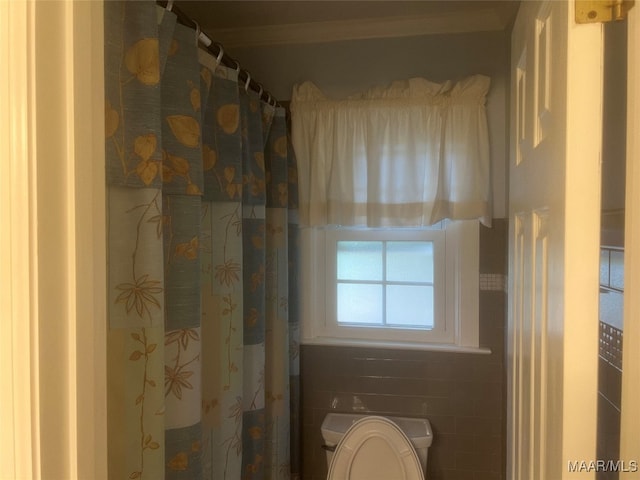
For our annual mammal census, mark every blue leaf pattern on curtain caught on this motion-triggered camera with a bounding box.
[239,87,268,480]
[265,110,292,479]
[105,3,170,479]
[105,2,300,479]
[160,21,204,480]
[200,58,245,480]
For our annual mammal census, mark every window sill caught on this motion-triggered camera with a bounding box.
[301,337,492,354]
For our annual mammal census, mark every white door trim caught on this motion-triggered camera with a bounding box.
[0,1,107,478]
[0,1,39,478]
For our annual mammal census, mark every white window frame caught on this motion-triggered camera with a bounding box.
[325,227,447,343]
[301,220,481,351]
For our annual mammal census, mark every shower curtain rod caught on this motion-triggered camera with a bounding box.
[156,0,279,107]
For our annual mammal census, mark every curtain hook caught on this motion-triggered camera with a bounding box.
[166,0,174,12]
[244,72,252,92]
[214,43,224,66]
[194,21,201,46]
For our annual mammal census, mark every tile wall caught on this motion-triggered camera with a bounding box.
[596,245,625,479]
[597,323,624,480]
[595,18,626,479]
[596,322,622,480]
[299,219,508,480]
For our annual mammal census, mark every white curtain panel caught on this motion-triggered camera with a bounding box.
[291,75,492,228]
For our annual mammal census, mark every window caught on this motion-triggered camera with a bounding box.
[301,220,480,349]
[334,235,441,329]
[291,77,491,351]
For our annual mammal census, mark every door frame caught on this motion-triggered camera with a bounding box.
[0,1,107,478]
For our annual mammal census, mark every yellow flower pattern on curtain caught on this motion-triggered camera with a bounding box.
[105,2,300,479]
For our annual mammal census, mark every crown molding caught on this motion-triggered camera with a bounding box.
[209,9,507,48]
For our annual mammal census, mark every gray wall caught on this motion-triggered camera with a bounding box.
[229,30,510,218]
[228,29,512,480]
[301,220,508,480]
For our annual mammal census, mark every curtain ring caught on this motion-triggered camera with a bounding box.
[257,83,264,98]
[244,72,252,92]
[194,21,201,46]
[166,0,174,12]
[266,93,272,105]
[234,60,240,73]
[214,43,224,66]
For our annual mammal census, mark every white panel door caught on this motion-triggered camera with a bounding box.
[508,1,603,479]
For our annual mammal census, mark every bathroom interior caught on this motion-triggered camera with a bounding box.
[170,4,513,477]
[105,1,628,479]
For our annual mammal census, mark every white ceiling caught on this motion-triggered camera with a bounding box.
[177,1,520,48]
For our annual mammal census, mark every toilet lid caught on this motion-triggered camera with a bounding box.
[327,416,424,480]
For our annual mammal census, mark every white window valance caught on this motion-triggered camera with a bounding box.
[290,74,492,228]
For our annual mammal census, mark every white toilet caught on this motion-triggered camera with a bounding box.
[321,413,433,480]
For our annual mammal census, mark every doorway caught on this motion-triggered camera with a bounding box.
[597,18,628,478]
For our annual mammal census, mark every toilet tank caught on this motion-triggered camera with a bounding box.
[321,413,433,471]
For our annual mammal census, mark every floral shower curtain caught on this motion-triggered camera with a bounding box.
[104,2,300,479]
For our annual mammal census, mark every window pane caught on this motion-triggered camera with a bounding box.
[337,241,383,281]
[610,250,624,290]
[386,241,434,283]
[337,283,383,325]
[599,249,610,286]
[386,285,434,328]
[599,290,623,330]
